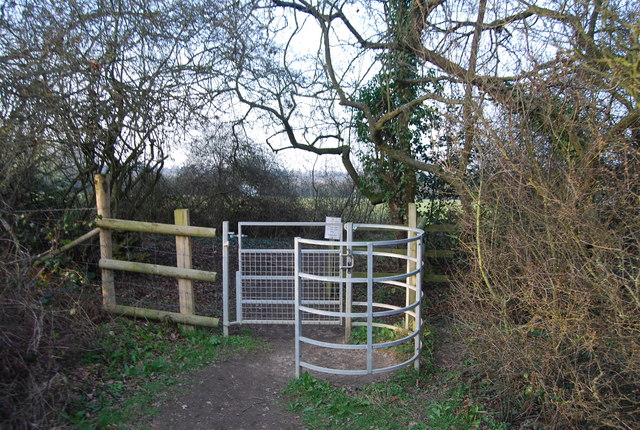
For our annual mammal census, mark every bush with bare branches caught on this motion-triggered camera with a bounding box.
[0,216,102,428]
[452,85,639,427]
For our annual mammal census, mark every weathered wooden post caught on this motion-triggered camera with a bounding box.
[175,209,195,331]
[406,203,418,330]
[94,174,116,306]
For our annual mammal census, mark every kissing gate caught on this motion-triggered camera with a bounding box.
[222,221,425,377]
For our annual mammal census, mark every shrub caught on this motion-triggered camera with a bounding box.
[452,105,639,428]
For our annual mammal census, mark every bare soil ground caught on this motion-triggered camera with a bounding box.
[149,325,414,430]
[125,239,467,430]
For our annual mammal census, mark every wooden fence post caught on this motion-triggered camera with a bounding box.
[175,209,195,331]
[406,203,418,330]
[94,174,116,306]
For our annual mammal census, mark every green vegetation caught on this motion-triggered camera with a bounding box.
[63,320,259,428]
[415,199,461,225]
[348,324,397,345]
[425,384,510,430]
[348,323,416,357]
[288,320,507,429]
[284,372,509,430]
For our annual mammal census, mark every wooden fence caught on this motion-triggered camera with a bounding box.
[422,223,456,283]
[39,177,454,330]
[411,203,456,284]
[94,174,218,329]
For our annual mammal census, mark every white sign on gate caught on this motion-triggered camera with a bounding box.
[324,216,342,240]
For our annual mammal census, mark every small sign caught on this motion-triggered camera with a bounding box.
[324,216,342,240]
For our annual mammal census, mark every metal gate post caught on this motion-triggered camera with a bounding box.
[344,222,354,341]
[405,204,418,330]
[294,237,302,377]
[236,224,243,324]
[366,241,374,374]
[415,237,424,371]
[223,221,230,336]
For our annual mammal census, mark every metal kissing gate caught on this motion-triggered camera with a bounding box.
[222,221,424,376]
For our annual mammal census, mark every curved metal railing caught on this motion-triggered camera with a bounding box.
[294,223,424,376]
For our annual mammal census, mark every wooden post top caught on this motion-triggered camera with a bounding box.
[94,174,111,218]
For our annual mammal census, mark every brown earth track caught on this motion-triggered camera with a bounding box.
[149,325,402,430]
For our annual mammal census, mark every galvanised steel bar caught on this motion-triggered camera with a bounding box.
[366,242,374,374]
[294,238,302,377]
[294,224,425,376]
[223,221,230,336]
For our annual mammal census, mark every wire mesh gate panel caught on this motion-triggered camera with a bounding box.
[223,222,343,330]
[222,221,425,377]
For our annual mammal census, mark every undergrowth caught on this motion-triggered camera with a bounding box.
[287,317,507,429]
[348,323,419,358]
[63,320,259,428]
[284,371,510,430]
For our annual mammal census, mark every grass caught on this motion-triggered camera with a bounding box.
[348,324,397,345]
[283,371,427,430]
[285,319,510,429]
[284,371,510,430]
[63,319,259,429]
[348,322,416,357]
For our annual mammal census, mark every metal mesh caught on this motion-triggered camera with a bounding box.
[240,250,293,277]
[238,249,341,323]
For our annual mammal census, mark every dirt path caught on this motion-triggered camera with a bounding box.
[150,327,301,430]
[150,326,398,430]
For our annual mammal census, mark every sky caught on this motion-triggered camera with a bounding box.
[165,4,358,174]
[165,142,343,173]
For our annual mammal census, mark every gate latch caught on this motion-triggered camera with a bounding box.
[340,252,354,271]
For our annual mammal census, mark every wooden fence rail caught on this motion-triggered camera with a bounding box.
[35,228,100,262]
[98,259,218,282]
[94,173,218,329]
[96,218,216,238]
[422,224,457,284]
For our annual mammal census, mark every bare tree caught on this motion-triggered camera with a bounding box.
[224,0,638,206]
[0,0,241,217]
[0,3,244,427]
